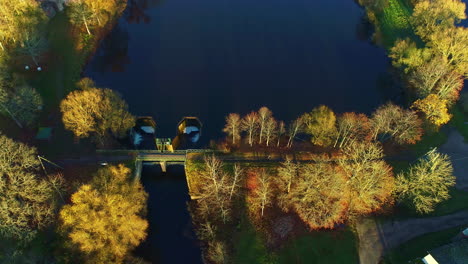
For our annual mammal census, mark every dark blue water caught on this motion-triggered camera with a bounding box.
[136,164,203,264]
[85,0,394,141]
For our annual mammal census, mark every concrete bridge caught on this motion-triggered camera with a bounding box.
[133,152,187,180]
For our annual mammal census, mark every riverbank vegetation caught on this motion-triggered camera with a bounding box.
[186,138,456,263]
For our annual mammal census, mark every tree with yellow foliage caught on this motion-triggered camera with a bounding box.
[277,159,347,229]
[0,134,62,243]
[301,105,337,147]
[0,0,46,51]
[411,0,466,40]
[411,94,452,126]
[60,78,135,146]
[339,142,395,217]
[428,27,468,77]
[84,0,126,27]
[59,165,148,264]
[395,148,455,214]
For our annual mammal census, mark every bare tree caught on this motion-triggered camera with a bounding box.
[287,117,303,148]
[241,111,259,147]
[333,112,371,148]
[258,106,273,144]
[229,163,243,201]
[395,148,455,214]
[249,169,273,218]
[223,113,242,145]
[264,117,277,146]
[276,121,286,147]
[276,155,298,195]
[371,103,423,145]
[338,142,394,217]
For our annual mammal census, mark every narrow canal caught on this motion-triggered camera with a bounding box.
[135,164,203,263]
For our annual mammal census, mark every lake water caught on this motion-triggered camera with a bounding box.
[85,0,395,141]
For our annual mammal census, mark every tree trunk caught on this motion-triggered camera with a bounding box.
[0,103,23,128]
[83,16,92,35]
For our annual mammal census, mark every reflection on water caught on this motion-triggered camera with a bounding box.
[125,0,165,24]
[90,24,130,73]
[135,164,203,264]
[86,0,395,141]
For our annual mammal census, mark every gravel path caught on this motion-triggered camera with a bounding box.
[439,129,468,191]
[357,210,468,264]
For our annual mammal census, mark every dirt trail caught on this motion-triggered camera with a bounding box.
[357,210,468,264]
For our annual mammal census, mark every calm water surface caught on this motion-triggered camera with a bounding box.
[85,0,395,141]
[136,164,203,264]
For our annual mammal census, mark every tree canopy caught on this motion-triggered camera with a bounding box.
[395,149,455,214]
[59,164,148,263]
[301,105,337,147]
[0,134,61,242]
[60,78,135,145]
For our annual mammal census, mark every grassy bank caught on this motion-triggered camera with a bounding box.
[232,219,359,264]
[375,0,414,48]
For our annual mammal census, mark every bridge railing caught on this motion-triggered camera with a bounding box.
[97,149,216,155]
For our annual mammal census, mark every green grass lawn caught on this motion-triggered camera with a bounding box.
[277,230,359,264]
[233,222,276,264]
[382,225,465,264]
[233,220,359,264]
[31,12,86,110]
[376,0,415,48]
[409,129,448,157]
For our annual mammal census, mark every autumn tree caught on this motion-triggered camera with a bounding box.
[223,113,242,145]
[411,0,466,40]
[334,112,371,148]
[18,31,48,66]
[0,0,47,51]
[395,149,455,214]
[411,94,452,126]
[0,134,62,242]
[68,0,95,35]
[339,142,395,216]
[263,117,277,146]
[389,39,433,73]
[370,103,423,144]
[257,106,273,144]
[248,168,273,217]
[287,117,303,148]
[0,84,43,128]
[197,155,242,223]
[408,57,464,103]
[277,160,347,229]
[60,78,135,145]
[428,27,468,77]
[60,165,148,263]
[276,120,286,147]
[301,105,337,147]
[241,111,259,147]
[275,156,299,196]
[83,0,126,27]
